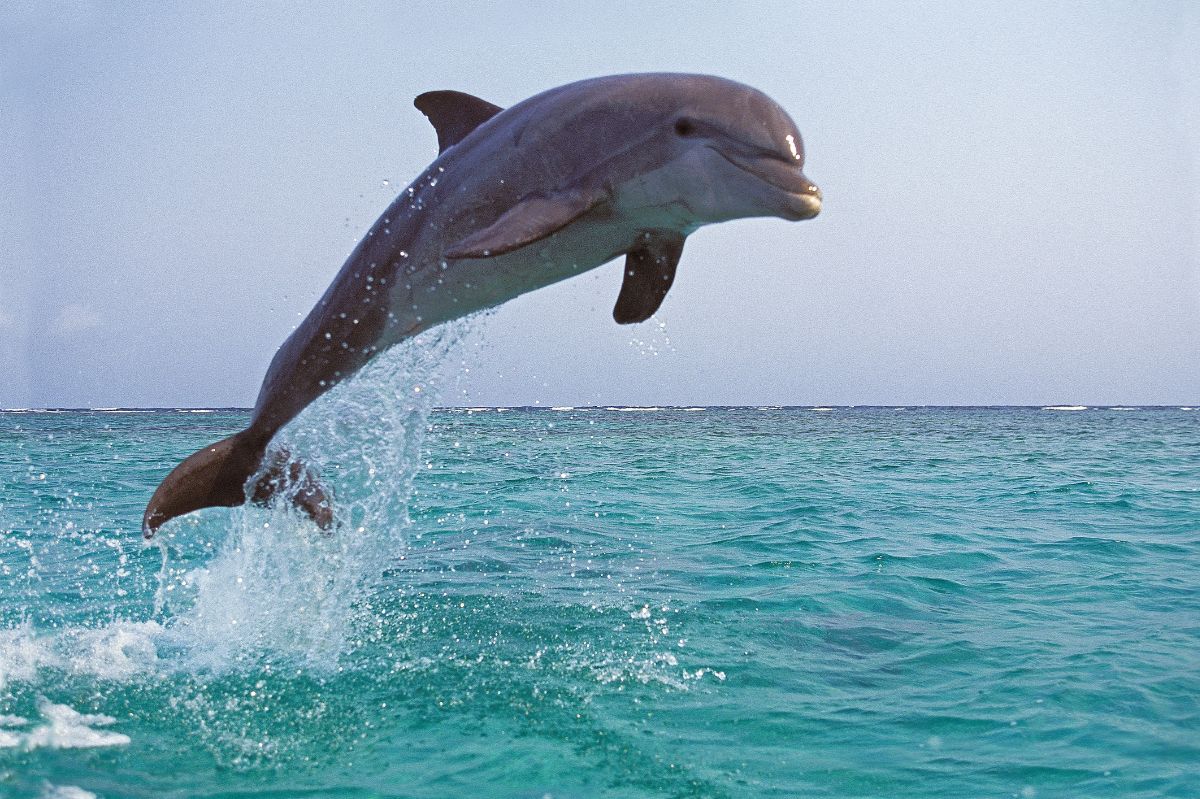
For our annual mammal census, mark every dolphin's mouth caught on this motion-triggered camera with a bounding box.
[711,147,822,220]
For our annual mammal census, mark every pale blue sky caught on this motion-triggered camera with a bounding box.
[2,1,1197,407]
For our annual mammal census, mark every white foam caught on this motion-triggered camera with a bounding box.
[810,406,833,412]
[550,406,575,411]
[0,623,54,690]
[1042,405,1088,411]
[1107,406,1139,411]
[1181,407,1195,411]
[22,700,130,749]
[64,622,161,679]
[0,621,162,688]
[606,406,660,411]
[0,714,28,748]
[41,786,99,799]
[0,701,129,750]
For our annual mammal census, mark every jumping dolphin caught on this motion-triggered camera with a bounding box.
[142,73,821,538]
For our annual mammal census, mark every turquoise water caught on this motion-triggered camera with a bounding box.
[1,389,1198,795]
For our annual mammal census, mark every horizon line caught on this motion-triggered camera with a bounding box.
[2,404,1197,413]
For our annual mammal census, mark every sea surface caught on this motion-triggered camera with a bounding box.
[1,385,1197,795]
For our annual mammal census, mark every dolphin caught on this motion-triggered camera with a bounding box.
[142,72,821,538]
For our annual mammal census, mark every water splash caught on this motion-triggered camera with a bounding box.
[154,322,471,672]
[626,315,674,357]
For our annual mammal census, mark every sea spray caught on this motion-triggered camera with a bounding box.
[154,322,470,671]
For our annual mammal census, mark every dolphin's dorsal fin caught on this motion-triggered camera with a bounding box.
[445,189,602,259]
[414,90,504,153]
[613,231,686,324]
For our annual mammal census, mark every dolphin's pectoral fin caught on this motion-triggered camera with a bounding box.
[249,449,335,532]
[414,90,504,154]
[613,231,686,324]
[446,190,601,259]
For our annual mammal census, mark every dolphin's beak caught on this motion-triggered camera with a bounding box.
[785,180,822,220]
[712,146,822,220]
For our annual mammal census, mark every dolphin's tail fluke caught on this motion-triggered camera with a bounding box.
[142,431,332,539]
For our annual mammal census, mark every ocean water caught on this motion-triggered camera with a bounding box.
[1,377,1197,796]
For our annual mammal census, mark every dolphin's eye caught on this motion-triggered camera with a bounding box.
[673,118,697,137]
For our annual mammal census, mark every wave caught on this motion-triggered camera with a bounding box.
[1042,405,1088,411]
